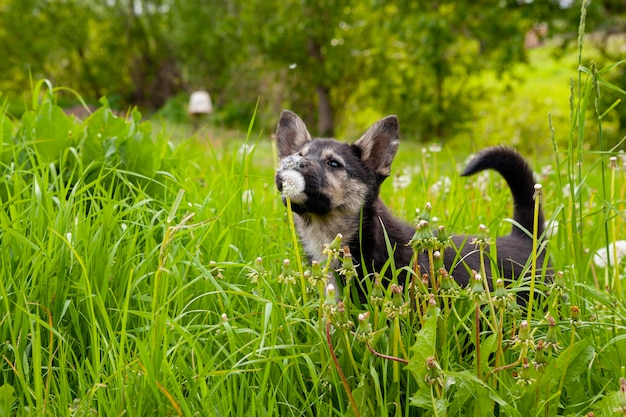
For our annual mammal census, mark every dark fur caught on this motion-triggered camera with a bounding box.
[275,110,547,296]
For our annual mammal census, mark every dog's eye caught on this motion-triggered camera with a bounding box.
[328,159,342,168]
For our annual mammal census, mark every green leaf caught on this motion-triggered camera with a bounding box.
[0,384,15,417]
[406,315,438,384]
[31,100,76,163]
[83,105,130,167]
[0,112,14,164]
[445,371,522,417]
[409,385,447,414]
[534,339,595,411]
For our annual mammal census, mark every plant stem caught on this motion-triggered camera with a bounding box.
[327,319,360,417]
[526,185,542,324]
[285,196,308,308]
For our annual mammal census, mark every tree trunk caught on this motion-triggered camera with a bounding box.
[307,37,335,137]
[316,85,334,137]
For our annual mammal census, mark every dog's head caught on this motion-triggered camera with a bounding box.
[275,110,400,218]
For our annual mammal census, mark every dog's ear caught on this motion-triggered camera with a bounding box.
[276,110,312,158]
[354,116,399,177]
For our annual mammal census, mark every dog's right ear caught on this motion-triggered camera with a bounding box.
[276,110,313,158]
[354,116,399,177]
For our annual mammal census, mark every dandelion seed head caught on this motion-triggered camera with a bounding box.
[593,240,626,268]
[541,165,554,177]
[279,169,306,201]
[428,143,442,153]
[241,189,254,205]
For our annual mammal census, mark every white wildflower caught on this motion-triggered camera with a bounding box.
[544,220,559,238]
[561,185,571,199]
[428,143,442,153]
[593,240,626,268]
[238,143,253,156]
[430,176,451,195]
[541,165,554,177]
[241,189,254,205]
[393,172,412,191]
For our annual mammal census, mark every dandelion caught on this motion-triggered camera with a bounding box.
[322,234,343,258]
[548,270,568,302]
[470,224,492,247]
[472,171,491,195]
[512,320,535,351]
[425,356,444,387]
[279,169,306,200]
[570,305,581,325]
[516,357,535,385]
[278,259,296,285]
[592,240,626,268]
[209,261,225,279]
[356,312,373,342]
[425,293,439,317]
[238,143,254,156]
[337,246,357,286]
[384,284,409,319]
[392,171,412,191]
[493,279,513,309]
[334,301,353,331]
[430,176,451,195]
[369,274,384,306]
[534,340,548,370]
[428,143,442,153]
[241,189,253,205]
[323,284,338,316]
[561,184,571,198]
[247,257,267,283]
[308,260,326,287]
[544,315,559,353]
[438,267,458,295]
[544,219,559,238]
[541,164,554,178]
[469,270,486,302]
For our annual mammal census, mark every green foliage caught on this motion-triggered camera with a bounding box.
[2,0,624,145]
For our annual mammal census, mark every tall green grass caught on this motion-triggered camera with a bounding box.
[1,9,626,417]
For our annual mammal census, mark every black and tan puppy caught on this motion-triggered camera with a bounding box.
[275,110,546,297]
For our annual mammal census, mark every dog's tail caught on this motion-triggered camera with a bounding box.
[461,146,544,238]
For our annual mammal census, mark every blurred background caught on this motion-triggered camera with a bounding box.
[0,0,624,151]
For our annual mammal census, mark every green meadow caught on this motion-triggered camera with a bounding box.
[1,32,626,417]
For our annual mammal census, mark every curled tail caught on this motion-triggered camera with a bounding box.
[461,146,544,238]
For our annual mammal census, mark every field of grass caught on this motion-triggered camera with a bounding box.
[1,25,626,417]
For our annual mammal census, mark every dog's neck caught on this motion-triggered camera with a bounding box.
[295,210,361,264]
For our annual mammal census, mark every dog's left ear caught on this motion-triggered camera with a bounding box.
[276,110,313,158]
[354,116,399,177]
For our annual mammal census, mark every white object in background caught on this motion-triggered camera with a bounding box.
[593,240,626,268]
[188,91,213,115]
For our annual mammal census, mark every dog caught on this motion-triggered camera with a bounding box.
[274,110,547,298]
